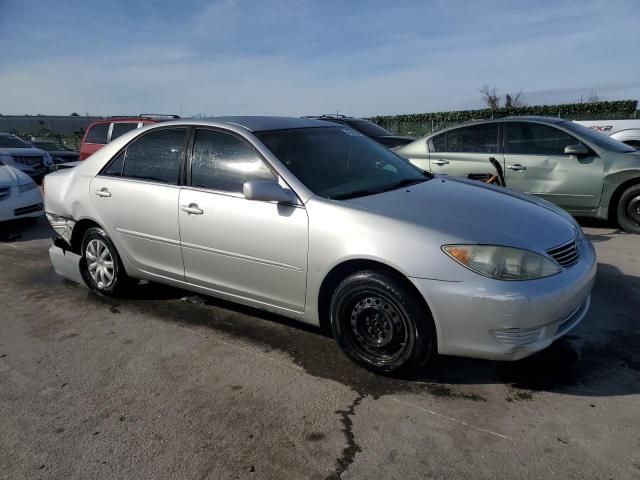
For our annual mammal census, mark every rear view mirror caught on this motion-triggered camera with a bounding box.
[564,144,589,157]
[243,180,297,205]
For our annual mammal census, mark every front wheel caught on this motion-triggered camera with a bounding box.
[81,227,133,295]
[329,270,435,375]
[616,184,640,234]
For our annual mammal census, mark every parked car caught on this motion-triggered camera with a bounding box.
[45,117,595,374]
[0,159,43,222]
[574,119,640,149]
[0,132,52,183]
[304,115,415,148]
[395,116,640,233]
[30,139,80,165]
[80,114,179,160]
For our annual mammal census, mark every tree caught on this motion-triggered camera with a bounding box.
[480,85,501,109]
[505,91,524,108]
[70,112,79,116]
[480,85,525,109]
[585,92,601,103]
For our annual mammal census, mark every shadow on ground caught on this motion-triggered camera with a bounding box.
[82,261,640,400]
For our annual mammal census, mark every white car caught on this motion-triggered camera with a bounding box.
[0,159,44,222]
[574,119,640,149]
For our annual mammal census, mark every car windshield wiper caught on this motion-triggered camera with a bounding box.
[332,177,429,200]
[378,177,429,193]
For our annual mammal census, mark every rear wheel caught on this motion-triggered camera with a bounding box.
[81,227,133,295]
[616,185,640,234]
[329,270,435,375]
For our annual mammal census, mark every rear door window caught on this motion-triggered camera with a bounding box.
[506,123,578,155]
[121,128,187,184]
[85,123,109,144]
[110,122,139,142]
[430,124,499,153]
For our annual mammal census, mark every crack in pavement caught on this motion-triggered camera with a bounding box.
[327,392,366,479]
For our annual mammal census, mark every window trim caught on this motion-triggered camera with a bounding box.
[97,125,192,187]
[428,122,501,154]
[503,121,588,157]
[184,126,280,198]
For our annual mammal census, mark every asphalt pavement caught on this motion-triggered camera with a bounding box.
[0,217,638,479]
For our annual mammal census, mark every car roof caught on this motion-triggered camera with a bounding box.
[426,116,567,137]
[189,116,333,132]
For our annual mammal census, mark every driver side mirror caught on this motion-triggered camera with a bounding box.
[243,180,298,205]
[564,144,589,157]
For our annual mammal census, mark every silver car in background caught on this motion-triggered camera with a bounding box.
[44,117,596,374]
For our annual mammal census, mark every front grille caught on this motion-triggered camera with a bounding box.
[547,238,579,268]
[13,155,44,167]
[0,187,10,201]
[14,203,43,216]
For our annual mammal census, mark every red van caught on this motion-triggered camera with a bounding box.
[79,115,179,160]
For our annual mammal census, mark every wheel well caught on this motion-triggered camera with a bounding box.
[317,259,431,335]
[608,178,640,224]
[70,219,101,254]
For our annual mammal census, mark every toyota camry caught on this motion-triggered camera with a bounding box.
[44,117,596,374]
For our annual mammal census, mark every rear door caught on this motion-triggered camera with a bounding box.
[90,127,188,280]
[428,123,501,180]
[178,128,308,312]
[503,122,603,211]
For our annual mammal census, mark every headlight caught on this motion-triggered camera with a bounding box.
[18,181,38,193]
[442,245,561,281]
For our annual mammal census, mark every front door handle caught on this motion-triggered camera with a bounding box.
[95,188,111,197]
[181,203,203,215]
[432,159,449,166]
[507,164,527,171]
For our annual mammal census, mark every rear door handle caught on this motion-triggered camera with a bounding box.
[95,188,111,197]
[181,203,203,215]
[507,164,527,171]
[432,159,449,166]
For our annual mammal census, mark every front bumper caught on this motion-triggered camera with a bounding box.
[411,237,597,360]
[0,186,44,222]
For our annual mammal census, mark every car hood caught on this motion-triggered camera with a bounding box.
[343,176,578,251]
[0,147,45,156]
[0,163,32,187]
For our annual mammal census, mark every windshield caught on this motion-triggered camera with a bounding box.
[347,119,393,137]
[256,127,430,200]
[33,141,62,151]
[561,121,636,153]
[0,135,30,148]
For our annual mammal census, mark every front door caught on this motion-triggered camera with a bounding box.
[503,122,604,212]
[428,123,501,181]
[178,128,309,312]
[90,127,188,280]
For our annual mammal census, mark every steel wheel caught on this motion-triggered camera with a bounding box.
[330,270,435,375]
[617,185,640,234]
[348,293,410,363]
[86,239,115,289]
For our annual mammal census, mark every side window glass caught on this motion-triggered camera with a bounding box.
[507,123,577,155]
[110,123,139,142]
[86,123,109,144]
[440,125,498,153]
[431,133,447,152]
[102,152,124,177]
[122,128,187,184]
[191,129,274,194]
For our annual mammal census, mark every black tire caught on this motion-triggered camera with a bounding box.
[616,184,640,234]
[80,227,133,295]
[329,270,435,375]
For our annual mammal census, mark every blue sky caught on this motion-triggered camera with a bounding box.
[1,0,638,116]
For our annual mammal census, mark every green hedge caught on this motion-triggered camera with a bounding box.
[370,100,638,136]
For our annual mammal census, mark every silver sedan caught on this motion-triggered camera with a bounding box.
[44,117,596,374]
